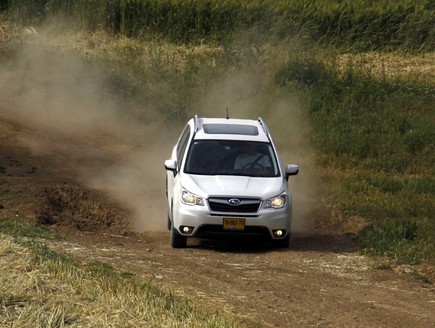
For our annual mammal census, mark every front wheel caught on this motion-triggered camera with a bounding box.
[171,224,187,248]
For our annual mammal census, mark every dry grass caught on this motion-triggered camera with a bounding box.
[72,32,223,72]
[0,19,224,75]
[0,236,73,327]
[2,19,433,83]
[337,52,435,83]
[36,28,223,73]
[0,235,235,327]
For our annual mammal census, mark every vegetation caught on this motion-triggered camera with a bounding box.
[305,65,434,263]
[0,0,433,269]
[3,0,434,51]
[276,50,434,263]
[0,220,236,327]
[0,217,57,239]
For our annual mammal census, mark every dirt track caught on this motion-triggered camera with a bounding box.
[0,115,434,327]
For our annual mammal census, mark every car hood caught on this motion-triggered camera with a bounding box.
[183,174,285,199]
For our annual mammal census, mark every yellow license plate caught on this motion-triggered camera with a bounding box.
[223,218,245,230]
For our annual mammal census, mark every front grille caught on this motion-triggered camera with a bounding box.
[196,224,268,237]
[208,197,261,213]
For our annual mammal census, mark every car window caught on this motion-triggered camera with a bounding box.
[184,140,280,177]
[177,125,191,168]
[203,124,259,135]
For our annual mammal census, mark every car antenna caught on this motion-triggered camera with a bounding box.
[226,107,230,119]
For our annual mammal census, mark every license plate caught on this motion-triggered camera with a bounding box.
[223,218,245,230]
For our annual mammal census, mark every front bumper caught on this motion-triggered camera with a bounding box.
[173,202,291,240]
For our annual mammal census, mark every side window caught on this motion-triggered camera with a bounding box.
[177,125,191,168]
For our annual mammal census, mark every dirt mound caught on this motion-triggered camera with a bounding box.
[0,117,129,234]
[35,183,126,231]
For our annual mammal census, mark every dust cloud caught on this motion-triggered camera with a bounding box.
[0,30,318,235]
[0,34,175,232]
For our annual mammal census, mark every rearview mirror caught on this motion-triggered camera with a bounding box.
[285,164,299,180]
[164,159,178,176]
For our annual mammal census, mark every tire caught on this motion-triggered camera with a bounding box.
[167,201,173,231]
[171,224,187,248]
[274,234,290,248]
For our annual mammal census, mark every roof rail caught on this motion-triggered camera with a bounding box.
[258,117,269,136]
[194,114,200,132]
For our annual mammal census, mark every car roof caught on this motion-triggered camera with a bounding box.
[191,116,271,142]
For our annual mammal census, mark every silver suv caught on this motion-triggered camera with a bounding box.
[164,116,299,248]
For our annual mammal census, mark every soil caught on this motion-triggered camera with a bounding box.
[0,113,434,328]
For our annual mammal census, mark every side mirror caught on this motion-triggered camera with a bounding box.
[164,160,178,176]
[285,164,299,180]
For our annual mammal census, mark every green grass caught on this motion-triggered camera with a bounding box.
[0,217,57,239]
[358,217,434,264]
[4,0,434,51]
[288,57,435,264]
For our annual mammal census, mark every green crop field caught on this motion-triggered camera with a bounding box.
[3,0,434,51]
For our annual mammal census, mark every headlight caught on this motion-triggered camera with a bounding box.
[264,193,287,209]
[181,189,204,206]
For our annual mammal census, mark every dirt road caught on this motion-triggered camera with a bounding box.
[0,115,434,327]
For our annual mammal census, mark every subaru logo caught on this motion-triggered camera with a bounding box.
[228,198,241,206]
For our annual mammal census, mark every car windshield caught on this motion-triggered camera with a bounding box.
[184,140,280,177]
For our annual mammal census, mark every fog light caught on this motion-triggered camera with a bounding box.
[273,229,285,237]
[181,226,194,234]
